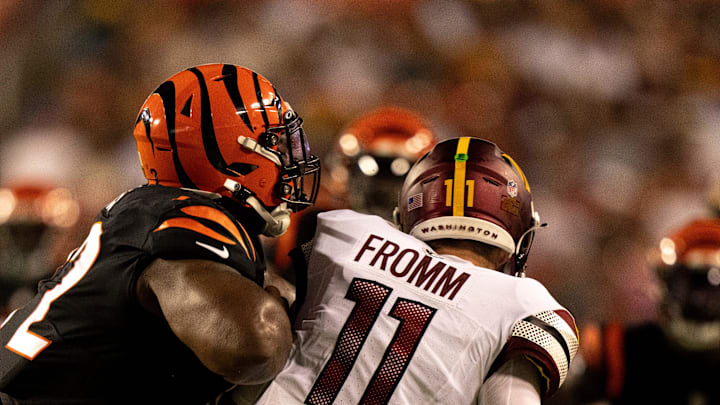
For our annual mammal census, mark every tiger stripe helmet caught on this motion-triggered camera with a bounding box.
[133,64,320,236]
[396,137,542,275]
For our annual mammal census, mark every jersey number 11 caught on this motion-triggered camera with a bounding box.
[306,278,437,405]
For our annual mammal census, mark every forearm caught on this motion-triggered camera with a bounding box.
[479,357,542,405]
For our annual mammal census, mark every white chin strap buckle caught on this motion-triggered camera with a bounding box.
[237,136,282,166]
[223,179,291,237]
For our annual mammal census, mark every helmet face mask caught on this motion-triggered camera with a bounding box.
[395,137,541,275]
[133,64,319,234]
[266,113,320,211]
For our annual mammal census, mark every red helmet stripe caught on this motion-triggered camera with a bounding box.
[452,137,471,216]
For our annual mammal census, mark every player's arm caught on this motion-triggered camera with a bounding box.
[478,356,542,405]
[488,308,579,401]
[135,258,292,385]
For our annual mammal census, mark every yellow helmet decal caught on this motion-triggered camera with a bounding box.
[452,137,471,216]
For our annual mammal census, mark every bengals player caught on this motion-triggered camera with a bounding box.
[0,184,80,321]
[569,218,720,405]
[233,137,578,404]
[0,64,320,404]
[324,105,437,218]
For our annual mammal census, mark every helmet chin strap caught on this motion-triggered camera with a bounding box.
[223,179,291,237]
[509,220,547,277]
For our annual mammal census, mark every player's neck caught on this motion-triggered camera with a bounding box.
[432,246,500,270]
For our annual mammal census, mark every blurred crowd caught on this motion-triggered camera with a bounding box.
[1,0,719,340]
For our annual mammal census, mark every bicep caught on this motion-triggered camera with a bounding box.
[136,258,292,384]
[479,357,542,405]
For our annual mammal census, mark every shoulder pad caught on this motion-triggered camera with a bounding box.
[148,198,264,285]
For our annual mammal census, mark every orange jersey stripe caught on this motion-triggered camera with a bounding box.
[236,218,256,262]
[153,217,237,246]
[180,206,253,260]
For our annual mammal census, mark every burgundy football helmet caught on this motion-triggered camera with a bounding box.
[395,137,542,275]
[651,218,720,349]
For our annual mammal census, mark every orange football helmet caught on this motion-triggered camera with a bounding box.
[326,106,437,218]
[133,64,320,236]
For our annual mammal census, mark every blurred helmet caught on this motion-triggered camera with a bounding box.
[0,184,80,295]
[395,137,542,275]
[133,63,320,236]
[327,106,436,218]
[651,218,720,350]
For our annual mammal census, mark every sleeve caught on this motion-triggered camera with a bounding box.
[488,280,580,399]
[478,357,542,405]
[146,202,264,286]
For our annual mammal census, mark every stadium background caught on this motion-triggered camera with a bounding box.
[0,0,718,385]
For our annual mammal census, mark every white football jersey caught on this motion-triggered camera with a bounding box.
[254,210,578,404]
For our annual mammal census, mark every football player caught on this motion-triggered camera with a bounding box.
[569,218,720,404]
[232,137,578,404]
[324,105,437,218]
[0,184,80,321]
[0,63,320,404]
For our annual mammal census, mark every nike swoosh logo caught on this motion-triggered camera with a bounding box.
[195,241,230,259]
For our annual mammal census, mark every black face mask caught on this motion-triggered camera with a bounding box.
[265,114,321,212]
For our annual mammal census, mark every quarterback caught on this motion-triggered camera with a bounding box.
[233,137,579,404]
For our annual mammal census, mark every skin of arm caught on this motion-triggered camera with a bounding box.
[478,356,543,405]
[135,258,293,385]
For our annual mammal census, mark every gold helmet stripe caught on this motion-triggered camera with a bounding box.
[502,153,531,192]
[453,137,471,216]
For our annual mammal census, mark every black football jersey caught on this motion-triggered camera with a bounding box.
[0,185,265,404]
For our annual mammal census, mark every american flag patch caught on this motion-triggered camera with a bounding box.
[408,193,423,211]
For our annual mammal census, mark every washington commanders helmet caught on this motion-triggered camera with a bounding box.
[652,218,720,349]
[133,63,320,236]
[395,137,543,275]
[326,106,436,218]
